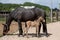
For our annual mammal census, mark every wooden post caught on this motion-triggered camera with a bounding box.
[56,10,58,21]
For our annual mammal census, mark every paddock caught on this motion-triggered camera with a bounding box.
[0,21,60,40]
[0,7,60,40]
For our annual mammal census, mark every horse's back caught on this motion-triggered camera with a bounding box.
[9,7,45,22]
[21,9,37,21]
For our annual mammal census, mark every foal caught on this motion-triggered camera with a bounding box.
[24,17,44,37]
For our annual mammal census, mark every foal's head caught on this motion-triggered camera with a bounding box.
[37,17,43,22]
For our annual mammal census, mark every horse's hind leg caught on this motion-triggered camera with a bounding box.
[42,20,48,37]
[18,20,23,36]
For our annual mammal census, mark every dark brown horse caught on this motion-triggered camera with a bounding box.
[3,7,48,37]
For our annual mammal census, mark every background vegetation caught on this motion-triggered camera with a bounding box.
[0,2,59,23]
[0,2,50,12]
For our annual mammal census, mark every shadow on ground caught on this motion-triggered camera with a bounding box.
[2,33,52,38]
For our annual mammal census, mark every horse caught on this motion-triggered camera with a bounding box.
[3,7,48,37]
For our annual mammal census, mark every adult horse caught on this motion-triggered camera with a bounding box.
[3,7,48,37]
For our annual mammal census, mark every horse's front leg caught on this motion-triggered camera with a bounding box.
[42,21,48,37]
[3,17,13,35]
[18,20,23,37]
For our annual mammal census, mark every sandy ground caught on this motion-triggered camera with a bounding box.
[0,21,60,40]
[0,21,18,35]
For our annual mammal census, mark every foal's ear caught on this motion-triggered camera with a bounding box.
[2,24,5,25]
[2,24,7,26]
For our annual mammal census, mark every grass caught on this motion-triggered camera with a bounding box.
[0,35,3,37]
[46,17,51,23]
[0,17,60,23]
[0,17,6,23]
[0,17,6,21]
[0,17,51,23]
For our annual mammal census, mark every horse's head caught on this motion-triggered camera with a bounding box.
[2,24,7,27]
[2,24,8,35]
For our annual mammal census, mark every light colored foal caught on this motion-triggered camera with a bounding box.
[22,17,44,37]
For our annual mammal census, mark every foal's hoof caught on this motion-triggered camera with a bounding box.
[18,34,23,37]
[36,35,41,38]
[36,34,41,37]
[26,36,29,38]
[18,35,22,37]
[18,34,20,37]
[22,34,25,37]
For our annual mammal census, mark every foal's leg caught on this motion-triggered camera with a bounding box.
[18,20,23,36]
[38,23,41,36]
[36,23,42,37]
[36,25,38,37]
[36,22,40,37]
[22,22,26,37]
[26,21,31,38]
[26,25,29,38]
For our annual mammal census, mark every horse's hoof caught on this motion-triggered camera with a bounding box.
[20,33,23,35]
[44,33,49,37]
[3,33,6,36]
[43,32,48,36]
[22,35,24,37]
[46,34,49,37]
[3,32,7,36]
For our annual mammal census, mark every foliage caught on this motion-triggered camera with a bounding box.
[0,2,50,12]
[23,2,50,11]
[0,3,20,11]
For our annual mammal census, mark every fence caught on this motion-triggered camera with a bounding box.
[0,10,60,23]
[0,10,60,36]
[0,11,10,21]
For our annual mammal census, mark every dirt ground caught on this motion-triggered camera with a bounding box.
[0,21,18,35]
[0,21,60,40]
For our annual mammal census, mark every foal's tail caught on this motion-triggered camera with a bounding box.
[44,11,46,23]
